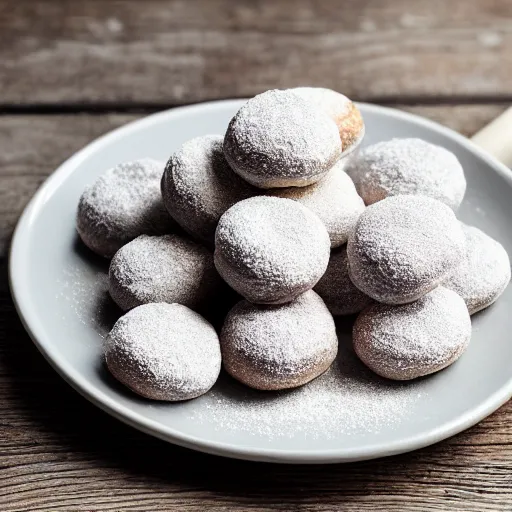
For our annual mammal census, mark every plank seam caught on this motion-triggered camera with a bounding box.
[0,96,510,115]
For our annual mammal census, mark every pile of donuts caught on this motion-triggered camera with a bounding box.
[76,87,511,402]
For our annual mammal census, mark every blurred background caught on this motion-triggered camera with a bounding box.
[3,1,510,107]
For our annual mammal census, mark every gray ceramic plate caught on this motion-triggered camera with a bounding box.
[9,101,512,464]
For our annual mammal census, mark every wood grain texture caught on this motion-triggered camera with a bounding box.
[1,106,511,511]
[2,0,512,105]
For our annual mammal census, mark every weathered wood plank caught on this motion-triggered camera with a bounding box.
[2,0,512,105]
[0,105,511,511]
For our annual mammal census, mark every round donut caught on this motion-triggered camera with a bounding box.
[223,89,341,188]
[290,87,364,150]
[214,196,331,304]
[109,234,222,311]
[268,161,365,247]
[314,245,373,315]
[347,195,466,305]
[353,286,471,380]
[161,135,257,246]
[76,158,175,258]
[105,303,221,401]
[220,290,338,390]
[444,224,511,314]
[347,138,466,211]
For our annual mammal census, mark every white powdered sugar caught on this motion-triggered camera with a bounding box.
[109,234,222,311]
[292,87,352,118]
[68,86,512,443]
[57,264,113,337]
[189,330,423,438]
[214,196,331,304]
[347,138,466,211]
[315,245,373,315]
[105,303,221,401]
[353,286,471,380]
[162,135,257,246]
[223,89,341,188]
[76,158,175,258]
[269,161,365,248]
[348,195,466,304]
[62,262,423,438]
[221,291,337,390]
[290,87,365,149]
[444,224,511,314]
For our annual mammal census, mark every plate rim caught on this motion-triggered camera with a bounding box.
[9,99,512,464]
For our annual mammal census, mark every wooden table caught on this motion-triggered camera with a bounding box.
[2,1,512,510]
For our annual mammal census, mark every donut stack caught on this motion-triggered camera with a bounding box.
[76,87,510,402]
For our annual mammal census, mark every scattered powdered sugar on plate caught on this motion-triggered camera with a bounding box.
[57,257,425,439]
[56,262,118,338]
[188,329,424,439]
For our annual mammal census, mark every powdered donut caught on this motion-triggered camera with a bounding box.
[214,196,331,304]
[314,245,373,315]
[347,138,466,211]
[353,286,471,380]
[109,234,222,311]
[161,135,257,246]
[105,303,221,401]
[444,224,511,314]
[347,195,466,305]
[290,87,364,150]
[77,158,175,258]
[221,290,337,390]
[223,89,341,188]
[268,161,365,247]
